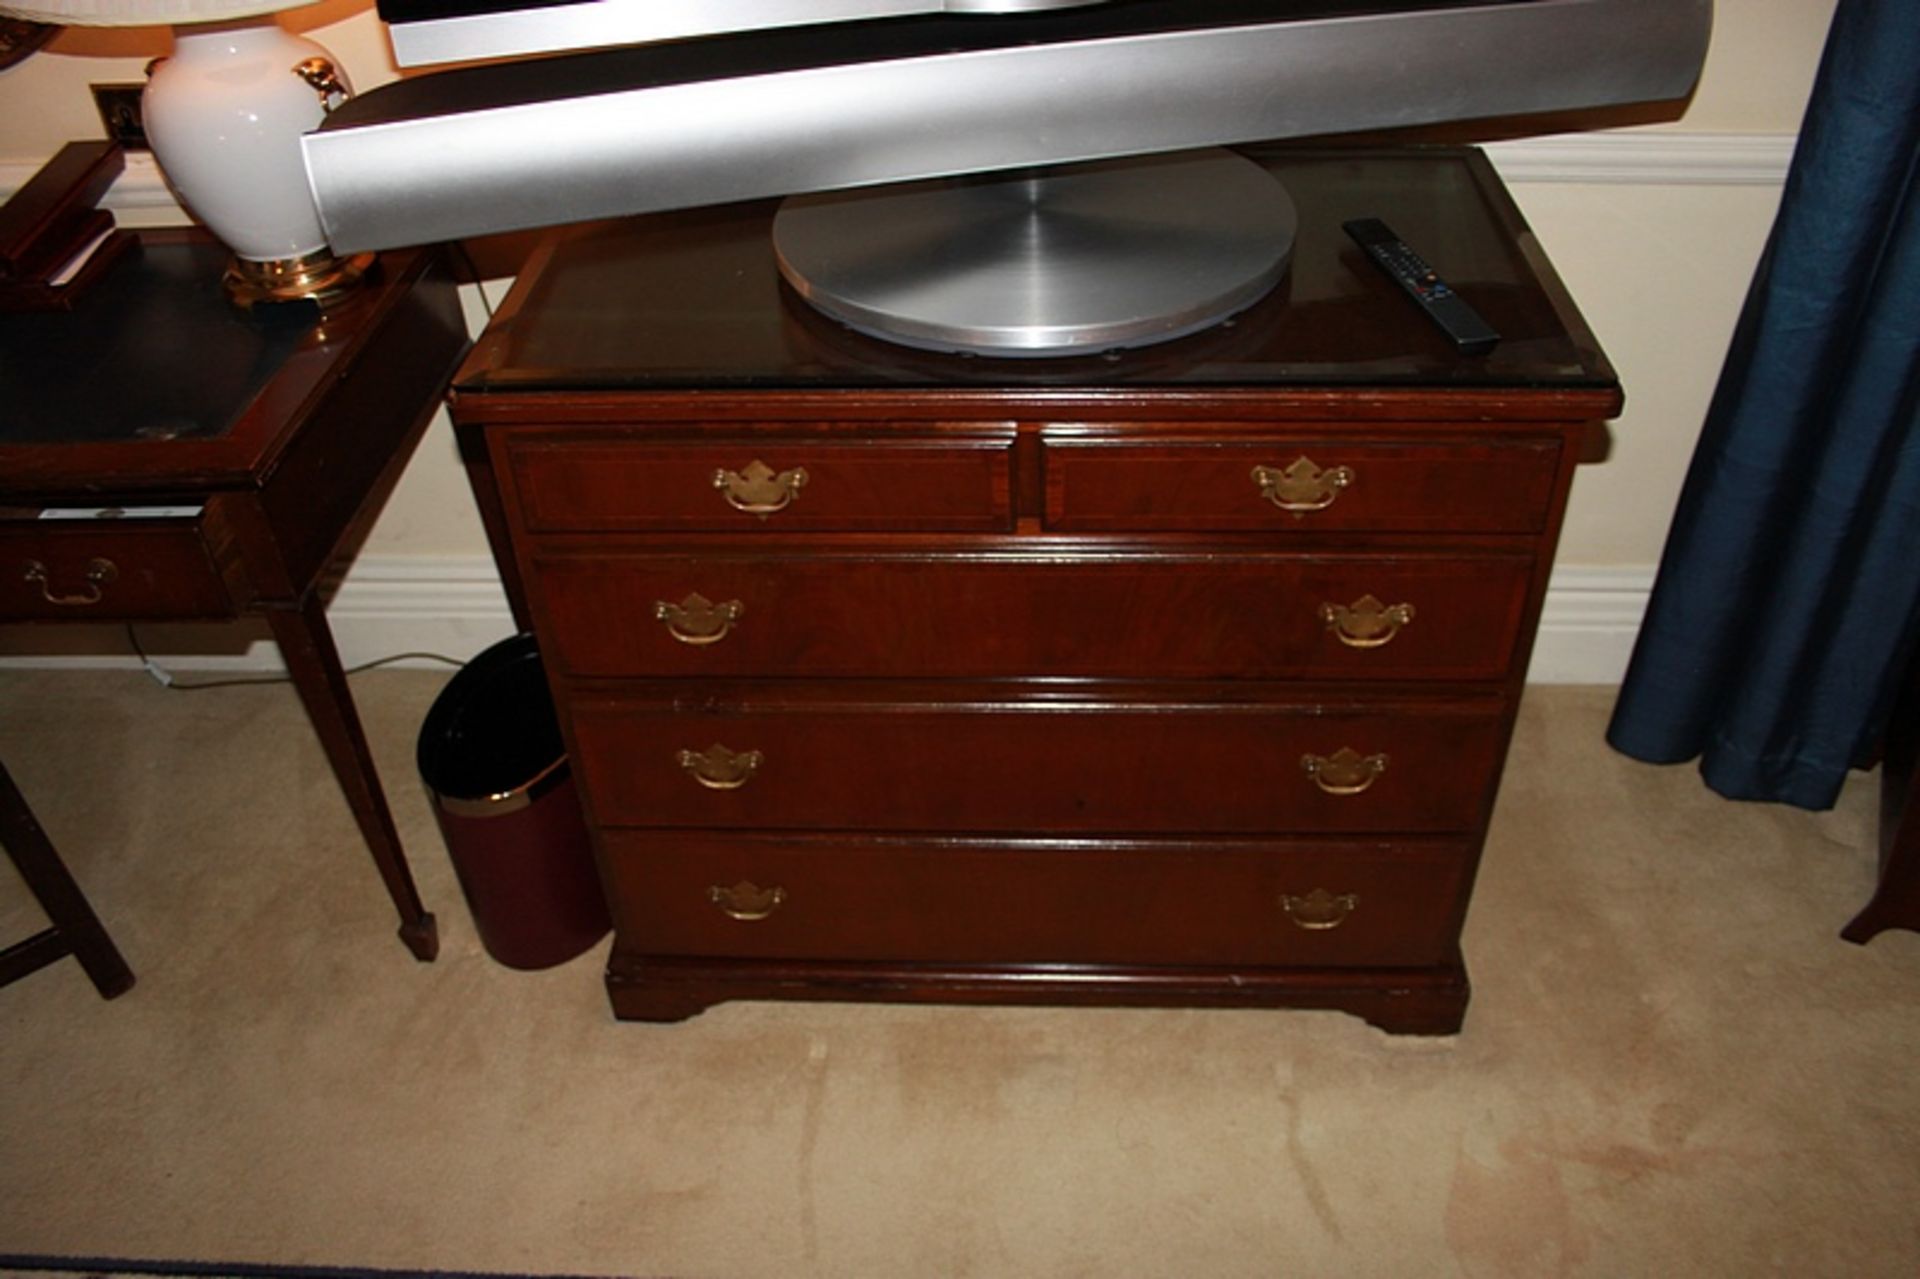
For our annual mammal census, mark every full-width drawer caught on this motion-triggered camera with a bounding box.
[1042,433,1563,533]
[532,548,1534,680]
[504,432,1015,533]
[571,688,1506,834]
[601,831,1473,969]
[0,516,233,622]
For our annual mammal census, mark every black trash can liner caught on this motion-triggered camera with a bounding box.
[417,634,609,970]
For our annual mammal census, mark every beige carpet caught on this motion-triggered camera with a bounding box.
[2,669,1917,1277]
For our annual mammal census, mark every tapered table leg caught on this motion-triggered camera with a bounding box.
[0,761,135,999]
[266,597,438,961]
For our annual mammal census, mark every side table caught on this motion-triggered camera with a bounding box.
[0,230,468,960]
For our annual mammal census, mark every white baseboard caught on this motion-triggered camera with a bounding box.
[1527,565,1655,685]
[0,556,1653,686]
[319,555,521,670]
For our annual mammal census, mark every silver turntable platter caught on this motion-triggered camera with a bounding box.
[772,148,1296,358]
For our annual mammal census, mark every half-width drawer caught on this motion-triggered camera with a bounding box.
[572,688,1506,835]
[504,432,1015,533]
[601,831,1473,969]
[0,515,233,621]
[1042,433,1563,533]
[532,548,1534,681]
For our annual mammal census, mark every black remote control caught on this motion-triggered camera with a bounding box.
[1343,217,1500,356]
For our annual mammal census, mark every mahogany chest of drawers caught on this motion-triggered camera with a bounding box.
[450,148,1621,1033]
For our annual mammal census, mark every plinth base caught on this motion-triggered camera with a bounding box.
[607,953,1470,1035]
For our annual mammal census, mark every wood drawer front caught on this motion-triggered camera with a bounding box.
[534,550,1533,680]
[506,434,1014,533]
[573,693,1505,835]
[0,520,232,621]
[602,832,1472,969]
[1043,435,1562,533]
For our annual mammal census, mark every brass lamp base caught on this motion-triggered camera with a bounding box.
[224,247,376,309]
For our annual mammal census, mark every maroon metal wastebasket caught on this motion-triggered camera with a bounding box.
[417,634,609,969]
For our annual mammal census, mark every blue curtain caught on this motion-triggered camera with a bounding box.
[1607,0,1920,810]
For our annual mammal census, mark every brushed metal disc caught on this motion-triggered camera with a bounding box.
[772,148,1295,358]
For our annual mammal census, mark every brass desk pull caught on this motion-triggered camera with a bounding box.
[655,593,743,645]
[1301,748,1389,795]
[1280,888,1359,931]
[709,880,786,922]
[716,460,807,517]
[1320,594,1415,648]
[23,558,117,606]
[678,744,763,790]
[1252,458,1354,513]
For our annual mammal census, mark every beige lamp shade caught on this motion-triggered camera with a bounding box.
[0,0,310,25]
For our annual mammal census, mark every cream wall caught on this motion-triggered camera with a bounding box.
[0,0,1842,677]
[1514,0,1838,570]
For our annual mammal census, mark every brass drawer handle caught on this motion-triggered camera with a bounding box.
[715,460,808,517]
[654,593,744,645]
[709,880,786,921]
[22,558,118,606]
[1252,458,1353,513]
[677,743,763,790]
[1280,888,1359,931]
[1301,747,1389,795]
[1320,594,1415,648]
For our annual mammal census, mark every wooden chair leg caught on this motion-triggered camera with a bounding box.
[0,760,134,999]
[1843,652,1920,944]
[1842,734,1920,943]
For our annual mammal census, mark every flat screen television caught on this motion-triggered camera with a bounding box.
[305,0,1711,353]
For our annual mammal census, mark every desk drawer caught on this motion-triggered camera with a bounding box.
[602,831,1471,969]
[573,689,1504,835]
[0,518,232,621]
[505,433,1014,532]
[1042,433,1562,533]
[532,549,1534,681]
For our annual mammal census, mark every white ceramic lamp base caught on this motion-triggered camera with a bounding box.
[144,19,370,305]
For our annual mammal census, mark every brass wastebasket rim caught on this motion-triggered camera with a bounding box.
[432,753,568,818]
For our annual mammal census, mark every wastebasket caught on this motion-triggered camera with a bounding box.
[417,634,609,970]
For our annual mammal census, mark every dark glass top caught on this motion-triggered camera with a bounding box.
[0,239,319,446]
[457,147,1615,395]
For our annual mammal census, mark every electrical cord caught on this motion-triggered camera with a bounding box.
[125,623,464,691]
